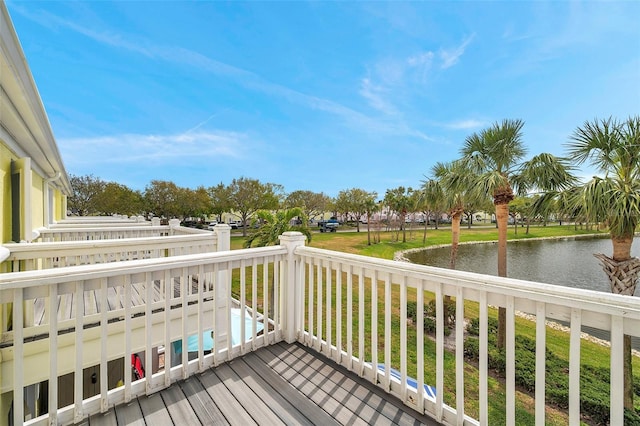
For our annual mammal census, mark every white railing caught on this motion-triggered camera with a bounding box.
[293,244,640,426]
[0,245,287,425]
[37,226,171,242]
[2,234,218,273]
[2,231,639,425]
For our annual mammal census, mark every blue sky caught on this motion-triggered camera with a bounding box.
[7,1,640,198]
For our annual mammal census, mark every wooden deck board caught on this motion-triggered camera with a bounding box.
[272,344,429,426]
[241,352,340,426]
[137,392,172,423]
[75,342,441,425]
[160,382,202,425]
[113,400,145,426]
[198,368,259,426]
[88,409,117,426]
[228,357,317,425]
[213,362,286,425]
[178,377,230,425]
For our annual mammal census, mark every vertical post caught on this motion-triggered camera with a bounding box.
[168,219,180,235]
[213,224,231,350]
[278,231,306,343]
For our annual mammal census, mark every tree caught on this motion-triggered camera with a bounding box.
[334,188,377,232]
[565,116,640,410]
[284,190,331,221]
[143,180,182,219]
[227,177,282,236]
[244,207,312,248]
[420,178,446,242]
[208,182,231,222]
[461,119,575,348]
[432,160,485,269]
[93,182,143,216]
[384,186,413,243]
[68,174,106,216]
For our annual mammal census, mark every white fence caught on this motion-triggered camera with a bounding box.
[1,232,639,425]
[0,245,287,425]
[294,244,640,426]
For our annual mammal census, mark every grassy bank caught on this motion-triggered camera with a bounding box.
[230,224,639,424]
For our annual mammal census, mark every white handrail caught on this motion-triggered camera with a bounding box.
[294,245,640,425]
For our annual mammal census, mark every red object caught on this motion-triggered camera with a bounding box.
[131,354,145,380]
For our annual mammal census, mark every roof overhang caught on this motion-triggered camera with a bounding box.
[1,3,72,195]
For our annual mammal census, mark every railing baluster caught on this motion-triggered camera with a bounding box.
[535,302,546,426]
[506,296,515,425]
[316,258,323,353]
[262,257,268,345]
[308,259,315,348]
[74,281,84,421]
[358,267,365,376]
[145,272,154,390]
[49,284,59,423]
[416,281,424,412]
[384,273,391,392]
[346,265,353,369]
[456,287,465,423]
[435,283,444,421]
[400,275,407,400]
[326,260,332,359]
[197,265,206,371]
[569,308,581,425]
[164,269,172,387]
[275,257,281,342]
[479,291,488,426]
[610,315,624,425]
[371,270,378,386]
[240,259,247,354]
[13,288,24,425]
[100,278,109,412]
[335,262,342,364]
[124,275,132,402]
[181,267,188,378]
[252,258,258,349]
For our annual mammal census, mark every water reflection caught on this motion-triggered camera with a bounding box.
[406,236,640,296]
[406,235,640,346]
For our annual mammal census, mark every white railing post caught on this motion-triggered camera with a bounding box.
[278,231,306,343]
[151,217,161,226]
[213,224,231,350]
[168,219,181,235]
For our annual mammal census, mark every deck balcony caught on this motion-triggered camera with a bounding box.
[1,221,639,425]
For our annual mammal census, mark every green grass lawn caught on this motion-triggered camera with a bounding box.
[230,224,638,424]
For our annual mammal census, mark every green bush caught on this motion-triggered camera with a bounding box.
[462,326,640,423]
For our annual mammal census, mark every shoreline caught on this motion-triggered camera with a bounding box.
[394,232,640,357]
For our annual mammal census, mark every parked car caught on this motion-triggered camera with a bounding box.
[207,221,218,230]
[318,218,339,233]
[228,221,240,229]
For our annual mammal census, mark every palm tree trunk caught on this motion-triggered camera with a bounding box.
[595,237,640,410]
[450,211,462,269]
[496,202,509,349]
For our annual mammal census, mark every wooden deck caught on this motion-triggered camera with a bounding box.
[83,342,441,426]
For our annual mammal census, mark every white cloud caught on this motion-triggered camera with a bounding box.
[445,119,486,130]
[439,34,476,69]
[359,78,397,115]
[60,130,244,166]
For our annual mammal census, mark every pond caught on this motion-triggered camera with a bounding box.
[405,235,640,347]
[405,235,640,296]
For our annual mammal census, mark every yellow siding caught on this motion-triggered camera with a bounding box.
[0,143,14,244]
[31,170,44,230]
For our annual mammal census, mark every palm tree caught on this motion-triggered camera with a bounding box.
[461,119,575,348]
[431,160,485,269]
[419,179,445,243]
[244,207,311,248]
[566,116,640,410]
